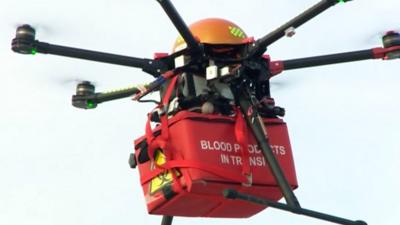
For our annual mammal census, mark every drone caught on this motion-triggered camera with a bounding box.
[11,0,400,225]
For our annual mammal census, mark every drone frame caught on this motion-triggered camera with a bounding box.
[11,0,400,225]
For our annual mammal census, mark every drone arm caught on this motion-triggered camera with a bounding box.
[72,86,140,109]
[248,0,352,57]
[34,41,169,76]
[269,46,400,76]
[72,70,176,109]
[11,36,171,77]
[156,0,201,52]
[280,49,373,70]
[96,87,140,103]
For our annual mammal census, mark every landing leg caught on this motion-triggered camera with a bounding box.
[224,189,367,225]
[234,86,300,208]
[229,84,367,225]
[161,216,173,225]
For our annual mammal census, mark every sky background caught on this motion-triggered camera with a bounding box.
[1,0,399,225]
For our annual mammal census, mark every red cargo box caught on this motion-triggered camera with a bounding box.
[134,111,297,218]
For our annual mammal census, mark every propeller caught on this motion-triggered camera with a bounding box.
[12,23,55,38]
[45,75,102,94]
[57,77,99,87]
[270,80,291,92]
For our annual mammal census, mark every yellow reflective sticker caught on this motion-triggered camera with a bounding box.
[149,151,180,195]
[228,26,246,38]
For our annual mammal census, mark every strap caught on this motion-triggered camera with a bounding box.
[144,73,179,162]
[159,75,179,160]
[145,74,183,192]
[234,108,251,177]
[162,73,179,106]
[140,159,248,185]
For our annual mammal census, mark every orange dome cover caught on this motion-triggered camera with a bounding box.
[173,18,247,52]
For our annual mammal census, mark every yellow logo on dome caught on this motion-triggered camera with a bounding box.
[229,26,246,38]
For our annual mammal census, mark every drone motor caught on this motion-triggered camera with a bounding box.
[16,24,36,40]
[72,81,97,109]
[76,81,95,96]
[12,24,36,54]
[382,31,400,59]
[382,31,400,47]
